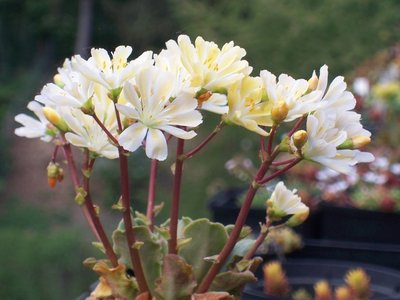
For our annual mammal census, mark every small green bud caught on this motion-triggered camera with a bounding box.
[81,97,95,115]
[74,187,87,205]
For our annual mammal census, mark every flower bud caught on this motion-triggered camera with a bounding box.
[345,268,371,300]
[43,107,69,132]
[338,136,371,150]
[308,71,318,91]
[108,87,123,103]
[263,261,290,296]
[335,286,351,300]
[81,97,95,116]
[271,101,289,124]
[292,130,308,150]
[53,74,64,88]
[314,280,332,300]
[352,136,371,149]
[47,162,64,188]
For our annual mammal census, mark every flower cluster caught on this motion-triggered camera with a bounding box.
[15,35,374,299]
[16,36,372,168]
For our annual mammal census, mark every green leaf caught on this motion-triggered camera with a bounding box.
[154,254,196,300]
[225,225,252,240]
[178,218,228,283]
[221,239,255,272]
[133,226,163,295]
[112,229,132,269]
[112,226,164,296]
[210,270,257,297]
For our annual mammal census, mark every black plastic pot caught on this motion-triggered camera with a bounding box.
[242,259,400,300]
[290,238,400,271]
[208,188,321,238]
[318,203,400,244]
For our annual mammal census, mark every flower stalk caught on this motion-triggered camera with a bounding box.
[168,138,185,254]
[146,159,158,229]
[197,147,280,293]
[118,147,149,293]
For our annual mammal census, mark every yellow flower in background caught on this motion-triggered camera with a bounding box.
[372,82,400,101]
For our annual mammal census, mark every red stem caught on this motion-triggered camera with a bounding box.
[93,114,119,146]
[60,138,100,241]
[267,125,277,156]
[272,157,298,166]
[197,149,280,293]
[114,103,123,133]
[168,138,185,254]
[258,158,302,185]
[83,152,119,267]
[182,121,224,160]
[51,145,59,162]
[288,116,305,137]
[146,159,158,230]
[118,147,149,293]
[243,218,271,260]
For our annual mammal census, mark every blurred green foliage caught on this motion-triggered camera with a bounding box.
[0,200,96,300]
[1,0,400,298]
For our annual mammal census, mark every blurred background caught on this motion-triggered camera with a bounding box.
[1,0,400,299]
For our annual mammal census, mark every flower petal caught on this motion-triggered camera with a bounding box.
[118,123,147,152]
[145,128,168,160]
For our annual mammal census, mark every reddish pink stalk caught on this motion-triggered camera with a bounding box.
[197,149,280,293]
[272,158,299,166]
[182,121,224,160]
[168,138,185,254]
[93,114,119,146]
[146,159,158,229]
[83,153,119,267]
[118,147,149,293]
[267,125,277,155]
[288,116,306,137]
[60,139,99,241]
[243,218,271,260]
[257,158,301,185]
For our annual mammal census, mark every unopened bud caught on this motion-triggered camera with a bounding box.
[338,136,371,150]
[352,136,371,148]
[345,268,371,300]
[263,261,290,297]
[43,107,68,132]
[53,74,64,88]
[108,87,123,103]
[271,101,289,124]
[292,130,308,149]
[47,162,64,188]
[308,71,318,91]
[81,97,95,115]
[314,280,332,300]
[335,286,351,300]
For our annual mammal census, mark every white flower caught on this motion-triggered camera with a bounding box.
[15,101,55,142]
[157,35,252,115]
[73,46,153,91]
[260,70,322,124]
[302,111,374,174]
[314,65,357,112]
[267,181,309,226]
[225,76,271,135]
[35,58,94,109]
[175,35,252,91]
[61,106,118,159]
[116,67,203,161]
